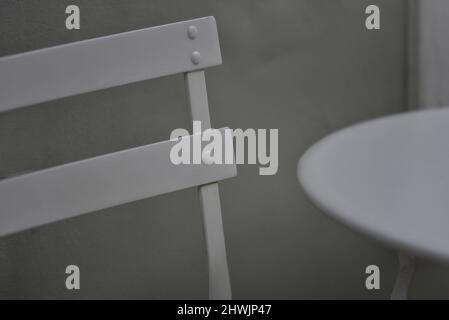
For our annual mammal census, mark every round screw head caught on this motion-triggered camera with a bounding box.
[202,149,214,165]
[191,51,201,65]
[187,25,198,39]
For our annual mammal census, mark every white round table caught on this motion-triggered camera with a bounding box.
[298,108,449,299]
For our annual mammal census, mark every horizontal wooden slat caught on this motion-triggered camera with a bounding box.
[0,128,236,236]
[0,16,221,112]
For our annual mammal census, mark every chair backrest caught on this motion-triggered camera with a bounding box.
[0,16,235,299]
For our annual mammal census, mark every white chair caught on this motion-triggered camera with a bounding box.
[0,16,235,299]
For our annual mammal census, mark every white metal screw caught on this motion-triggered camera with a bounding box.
[191,51,201,65]
[187,25,198,40]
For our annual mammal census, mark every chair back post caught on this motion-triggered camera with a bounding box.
[185,70,232,299]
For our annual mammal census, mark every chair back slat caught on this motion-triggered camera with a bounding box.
[0,17,221,112]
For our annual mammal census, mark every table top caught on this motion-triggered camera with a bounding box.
[298,108,449,261]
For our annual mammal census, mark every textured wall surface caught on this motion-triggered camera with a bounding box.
[0,0,408,299]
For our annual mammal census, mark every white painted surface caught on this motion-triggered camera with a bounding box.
[0,128,236,237]
[185,71,232,300]
[0,16,221,112]
[298,108,449,261]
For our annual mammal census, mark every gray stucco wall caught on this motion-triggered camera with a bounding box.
[0,0,407,299]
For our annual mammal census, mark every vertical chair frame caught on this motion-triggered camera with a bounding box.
[185,71,232,299]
